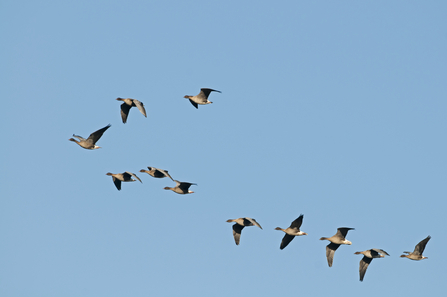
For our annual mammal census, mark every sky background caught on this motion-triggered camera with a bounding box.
[2,1,446,296]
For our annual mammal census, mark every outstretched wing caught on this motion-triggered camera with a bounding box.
[133,100,147,117]
[371,249,390,257]
[88,124,111,144]
[112,177,121,191]
[178,182,196,192]
[280,234,295,250]
[326,243,340,267]
[200,88,221,99]
[158,168,174,181]
[72,134,85,141]
[336,227,354,239]
[189,99,198,109]
[125,171,142,183]
[289,214,304,230]
[232,224,244,245]
[245,218,262,229]
[414,236,431,255]
[120,103,131,123]
[359,256,373,281]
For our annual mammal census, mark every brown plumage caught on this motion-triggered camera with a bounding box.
[184,88,221,109]
[116,98,147,123]
[275,214,307,250]
[320,227,354,267]
[354,249,389,281]
[226,218,262,245]
[400,236,431,260]
[164,180,196,194]
[106,172,142,191]
[139,167,174,181]
[69,124,111,150]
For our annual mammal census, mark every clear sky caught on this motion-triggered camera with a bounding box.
[2,1,446,296]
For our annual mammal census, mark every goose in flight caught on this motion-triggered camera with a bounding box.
[69,124,111,150]
[140,167,174,181]
[106,172,142,191]
[400,236,431,260]
[226,217,262,245]
[354,249,389,281]
[320,227,354,267]
[275,214,307,250]
[164,180,196,194]
[116,98,147,123]
[184,88,221,109]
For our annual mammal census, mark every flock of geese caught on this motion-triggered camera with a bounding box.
[68,88,431,282]
[227,215,430,281]
[68,89,217,191]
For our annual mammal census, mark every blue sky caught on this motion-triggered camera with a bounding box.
[2,1,446,296]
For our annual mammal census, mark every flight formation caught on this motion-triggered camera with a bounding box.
[69,88,430,282]
[226,215,430,281]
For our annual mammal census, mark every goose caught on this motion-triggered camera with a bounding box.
[275,214,307,250]
[139,167,174,181]
[354,249,389,281]
[400,236,431,260]
[164,180,196,194]
[226,218,262,245]
[184,88,221,109]
[106,172,142,191]
[320,227,354,267]
[116,98,147,123]
[69,124,111,150]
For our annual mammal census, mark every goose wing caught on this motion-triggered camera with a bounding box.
[289,214,304,230]
[414,236,431,255]
[188,99,198,109]
[112,177,121,191]
[178,181,196,192]
[245,218,262,229]
[120,103,131,123]
[336,227,354,239]
[72,134,85,141]
[125,171,142,183]
[200,88,221,99]
[371,249,390,257]
[232,224,244,245]
[133,99,147,117]
[326,242,340,267]
[157,168,174,180]
[87,124,111,144]
[280,234,295,250]
[359,256,373,281]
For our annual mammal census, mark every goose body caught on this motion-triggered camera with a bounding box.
[275,214,307,250]
[354,249,389,281]
[69,124,111,150]
[226,217,262,245]
[164,180,196,194]
[400,236,431,260]
[140,167,174,180]
[116,98,147,123]
[184,88,221,109]
[106,172,142,191]
[320,227,354,267]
